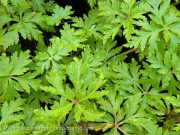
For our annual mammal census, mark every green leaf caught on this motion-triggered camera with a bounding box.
[142,88,167,116]
[165,96,180,113]
[0,84,20,102]
[11,0,28,7]
[98,0,147,42]
[0,10,12,27]
[60,24,87,51]
[3,30,19,49]
[34,100,73,126]
[87,0,97,8]
[26,90,56,109]
[46,5,73,26]
[112,59,142,91]
[86,91,109,99]
[22,104,36,127]
[126,0,180,53]
[1,0,8,6]
[0,51,40,94]
[67,58,92,96]
[98,87,124,116]
[82,46,102,67]
[74,104,104,122]
[83,108,104,122]
[72,9,102,40]
[67,58,107,101]
[0,51,30,77]
[14,72,41,93]
[141,120,163,135]
[22,11,54,31]
[148,51,180,88]
[0,98,25,125]
[74,104,83,122]
[124,95,142,117]
[40,69,74,100]
[11,22,43,41]
[10,51,31,75]
[32,0,46,13]
[34,38,71,74]
[104,128,121,135]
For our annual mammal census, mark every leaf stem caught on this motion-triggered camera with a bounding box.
[117,126,129,135]
[119,48,138,55]
[78,121,100,128]
[105,47,139,62]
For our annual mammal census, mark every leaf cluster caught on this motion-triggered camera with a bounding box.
[0,0,179,135]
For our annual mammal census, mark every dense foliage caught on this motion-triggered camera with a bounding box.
[0,0,180,134]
